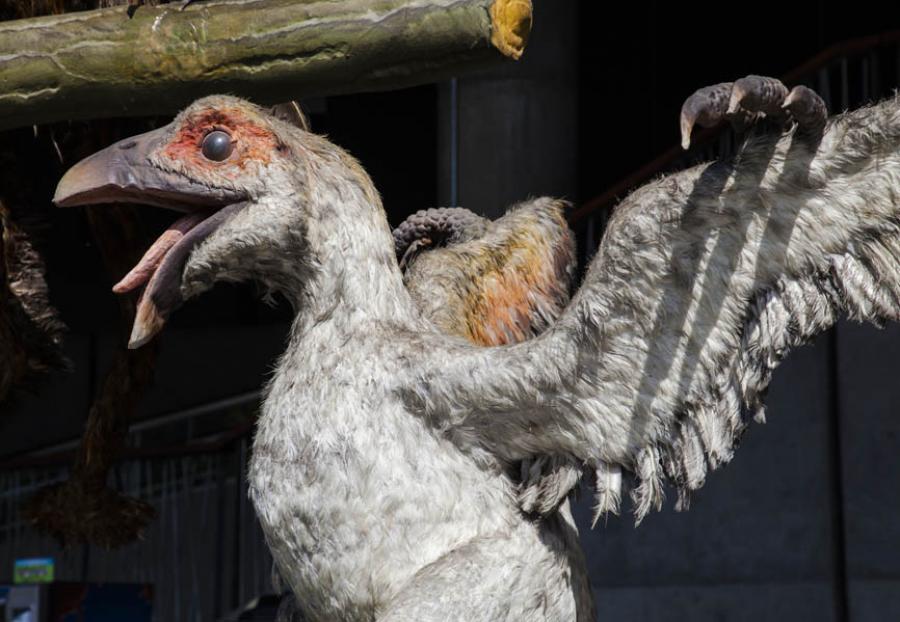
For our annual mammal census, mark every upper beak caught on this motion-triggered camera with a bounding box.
[53,125,238,211]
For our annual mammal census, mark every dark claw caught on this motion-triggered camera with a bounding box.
[680,82,734,150]
[680,75,828,150]
[728,75,789,118]
[783,85,828,134]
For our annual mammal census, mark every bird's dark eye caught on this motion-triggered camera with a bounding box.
[201,130,233,161]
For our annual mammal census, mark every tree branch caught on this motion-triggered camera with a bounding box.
[0,0,532,130]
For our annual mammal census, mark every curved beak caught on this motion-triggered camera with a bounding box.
[54,126,237,211]
[53,126,245,349]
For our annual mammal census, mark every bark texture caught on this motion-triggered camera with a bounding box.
[0,0,531,130]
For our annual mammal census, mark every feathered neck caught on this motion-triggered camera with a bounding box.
[286,141,419,340]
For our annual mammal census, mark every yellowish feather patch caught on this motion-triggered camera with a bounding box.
[403,199,575,347]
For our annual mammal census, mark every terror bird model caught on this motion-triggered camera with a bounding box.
[54,76,900,620]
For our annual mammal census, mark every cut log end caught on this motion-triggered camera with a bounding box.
[490,0,532,60]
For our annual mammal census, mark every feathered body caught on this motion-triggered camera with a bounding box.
[54,87,900,621]
[234,145,592,620]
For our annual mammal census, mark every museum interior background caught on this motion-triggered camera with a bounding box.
[1,1,900,620]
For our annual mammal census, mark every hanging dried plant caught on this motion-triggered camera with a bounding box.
[0,203,67,406]
[23,204,161,548]
[0,0,178,541]
[23,341,158,549]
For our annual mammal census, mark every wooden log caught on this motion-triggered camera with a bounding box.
[0,0,532,131]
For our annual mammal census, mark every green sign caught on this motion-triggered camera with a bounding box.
[13,558,54,584]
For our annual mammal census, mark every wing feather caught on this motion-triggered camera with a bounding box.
[408,95,900,523]
[401,197,575,346]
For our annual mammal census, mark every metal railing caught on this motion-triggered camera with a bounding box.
[0,409,266,622]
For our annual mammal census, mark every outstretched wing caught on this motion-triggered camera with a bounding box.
[399,198,575,346]
[407,96,900,523]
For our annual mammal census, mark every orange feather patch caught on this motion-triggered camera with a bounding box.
[462,209,573,346]
[402,199,575,348]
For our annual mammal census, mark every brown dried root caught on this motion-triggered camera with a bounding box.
[24,334,159,547]
[24,477,156,550]
[1,0,165,544]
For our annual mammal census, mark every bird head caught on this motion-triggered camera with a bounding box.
[54,96,363,348]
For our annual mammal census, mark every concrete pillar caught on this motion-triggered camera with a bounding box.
[836,321,900,621]
[437,0,578,217]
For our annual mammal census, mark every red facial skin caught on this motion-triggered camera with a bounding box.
[113,107,279,295]
[161,107,282,179]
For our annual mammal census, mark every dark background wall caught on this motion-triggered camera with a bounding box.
[1,1,899,621]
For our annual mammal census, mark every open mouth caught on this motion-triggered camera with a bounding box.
[111,212,211,296]
[53,126,246,348]
[107,205,241,349]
